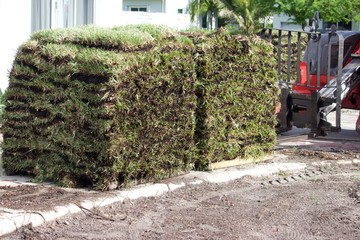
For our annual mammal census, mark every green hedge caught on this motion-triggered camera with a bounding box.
[1,25,278,190]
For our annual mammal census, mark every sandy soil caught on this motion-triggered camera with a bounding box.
[1,147,360,240]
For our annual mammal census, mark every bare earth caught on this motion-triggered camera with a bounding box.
[1,147,359,240]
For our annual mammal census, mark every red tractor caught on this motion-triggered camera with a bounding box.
[261,19,360,137]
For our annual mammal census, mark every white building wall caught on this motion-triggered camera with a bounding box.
[121,0,190,14]
[93,0,123,26]
[123,0,162,12]
[112,11,191,29]
[0,0,32,92]
[165,0,189,14]
[273,13,325,31]
[353,22,360,31]
[273,14,302,30]
[94,0,192,30]
[76,0,91,25]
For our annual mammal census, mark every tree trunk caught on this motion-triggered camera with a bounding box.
[207,12,212,29]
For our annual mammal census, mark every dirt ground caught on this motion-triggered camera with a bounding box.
[1,147,360,240]
[0,184,111,212]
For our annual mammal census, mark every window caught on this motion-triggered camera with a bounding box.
[76,0,94,25]
[31,0,94,33]
[177,9,183,14]
[129,6,147,12]
[31,0,52,32]
[51,0,75,29]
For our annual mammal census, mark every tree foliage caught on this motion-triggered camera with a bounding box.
[189,0,360,32]
[189,0,223,29]
[189,0,275,33]
[274,0,314,29]
[0,89,4,105]
[275,0,360,29]
[314,0,360,23]
[219,0,275,32]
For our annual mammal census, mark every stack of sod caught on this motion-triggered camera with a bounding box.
[2,25,197,189]
[1,25,278,189]
[191,30,278,169]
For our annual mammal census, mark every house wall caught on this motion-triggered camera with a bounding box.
[94,0,192,30]
[353,22,360,31]
[272,13,360,32]
[272,13,324,31]
[0,0,31,91]
[272,14,303,30]
[121,0,189,14]
[76,0,95,26]
[111,11,192,29]
[165,0,189,14]
[123,0,162,12]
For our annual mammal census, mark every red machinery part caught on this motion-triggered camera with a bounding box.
[275,103,281,114]
[341,85,360,110]
[293,62,331,95]
[353,41,360,56]
[357,112,360,134]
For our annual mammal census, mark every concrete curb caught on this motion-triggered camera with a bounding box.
[0,162,307,236]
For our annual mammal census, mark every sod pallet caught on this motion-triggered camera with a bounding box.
[2,25,278,190]
[2,25,196,190]
[191,31,278,169]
